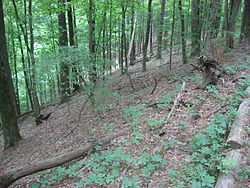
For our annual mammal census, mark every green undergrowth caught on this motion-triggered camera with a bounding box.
[31,64,249,188]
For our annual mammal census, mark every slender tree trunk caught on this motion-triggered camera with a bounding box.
[102,11,107,75]
[121,6,127,73]
[149,21,154,55]
[58,0,70,103]
[130,4,136,65]
[0,0,22,149]
[239,0,247,43]
[157,0,166,59]
[169,0,176,70]
[88,0,97,82]
[178,0,188,64]
[28,0,41,118]
[15,21,33,110]
[10,21,20,114]
[109,0,112,74]
[142,0,153,72]
[73,6,78,47]
[226,0,242,48]
[67,0,79,92]
[12,0,40,117]
[245,0,250,47]
[191,0,201,56]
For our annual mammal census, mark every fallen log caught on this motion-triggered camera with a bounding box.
[227,87,250,149]
[215,150,242,188]
[0,128,130,188]
[215,86,250,187]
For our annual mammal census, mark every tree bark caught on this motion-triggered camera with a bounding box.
[0,0,22,149]
[58,0,70,103]
[88,0,97,82]
[226,0,242,48]
[142,0,153,72]
[156,0,166,59]
[121,6,128,73]
[191,0,201,56]
[178,0,188,64]
[28,0,41,119]
[169,0,176,70]
[245,0,250,47]
[130,5,136,65]
[207,0,222,40]
[67,0,80,92]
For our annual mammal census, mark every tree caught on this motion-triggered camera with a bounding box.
[0,0,22,149]
[169,0,176,70]
[226,0,242,48]
[58,0,70,103]
[129,4,136,65]
[28,0,41,119]
[142,0,153,72]
[207,0,222,40]
[67,0,80,92]
[245,0,250,46]
[178,0,187,64]
[88,0,97,82]
[12,0,41,119]
[191,0,201,56]
[121,2,128,74]
[156,0,166,59]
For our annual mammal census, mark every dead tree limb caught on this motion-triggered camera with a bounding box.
[0,128,130,188]
[159,81,186,132]
[150,75,157,95]
[126,72,135,91]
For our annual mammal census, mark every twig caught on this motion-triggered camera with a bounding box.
[159,81,186,132]
[150,75,157,94]
[126,72,135,91]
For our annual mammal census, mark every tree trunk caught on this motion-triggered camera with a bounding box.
[10,21,21,115]
[58,0,70,103]
[191,0,201,56]
[207,0,222,40]
[178,0,188,64]
[222,0,229,38]
[169,0,176,70]
[149,20,154,55]
[88,0,97,82]
[239,0,247,43]
[121,6,128,73]
[109,0,112,74]
[0,0,22,149]
[156,0,166,59]
[67,0,80,92]
[142,0,153,72]
[130,5,136,65]
[15,20,33,111]
[245,0,250,47]
[28,0,41,119]
[226,0,242,48]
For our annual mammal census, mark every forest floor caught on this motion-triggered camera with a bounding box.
[0,44,249,188]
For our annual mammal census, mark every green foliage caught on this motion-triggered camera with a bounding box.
[217,158,238,174]
[92,85,121,112]
[157,93,173,108]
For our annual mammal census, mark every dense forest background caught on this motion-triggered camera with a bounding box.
[0,0,250,187]
[1,0,249,116]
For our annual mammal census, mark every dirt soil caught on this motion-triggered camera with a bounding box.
[0,45,249,188]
